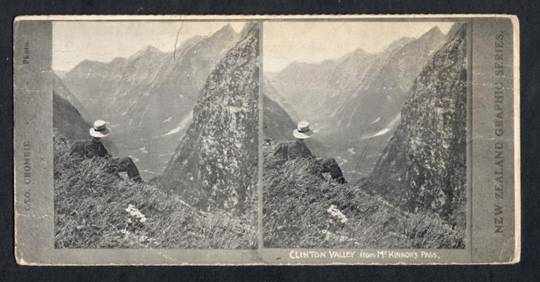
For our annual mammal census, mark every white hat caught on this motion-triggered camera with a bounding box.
[89,120,111,138]
[293,120,314,139]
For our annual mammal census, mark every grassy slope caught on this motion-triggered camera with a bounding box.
[263,144,464,248]
[54,138,256,248]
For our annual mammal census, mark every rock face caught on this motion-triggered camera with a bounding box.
[158,23,259,214]
[268,27,446,181]
[62,25,240,178]
[368,24,467,226]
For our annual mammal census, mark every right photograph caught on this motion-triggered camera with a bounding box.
[263,21,468,248]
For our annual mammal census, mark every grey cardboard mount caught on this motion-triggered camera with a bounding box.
[13,15,520,265]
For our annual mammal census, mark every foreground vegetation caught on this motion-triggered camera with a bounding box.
[263,144,464,248]
[54,137,256,248]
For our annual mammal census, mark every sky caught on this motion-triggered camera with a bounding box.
[53,21,454,72]
[52,21,246,71]
[263,21,453,72]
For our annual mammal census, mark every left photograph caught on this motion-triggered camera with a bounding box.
[52,21,260,248]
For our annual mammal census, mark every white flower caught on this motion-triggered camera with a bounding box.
[327,204,348,224]
[125,204,147,223]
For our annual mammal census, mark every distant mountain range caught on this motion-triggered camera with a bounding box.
[61,24,240,178]
[267,26,447,181]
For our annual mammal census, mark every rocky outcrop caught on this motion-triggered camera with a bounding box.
[368,24,467,227]
[158,23,259,214]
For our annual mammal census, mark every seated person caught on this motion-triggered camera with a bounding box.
[70,120,142,183]
[273,121,346,184]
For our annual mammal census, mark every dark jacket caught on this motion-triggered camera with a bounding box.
[70,138,111,160]
[273,140,313,161]
[273,139,347,183]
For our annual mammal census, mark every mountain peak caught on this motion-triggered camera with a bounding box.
[68,59,106,73]
[144,45,161,53]
[420,26,444,40]
[282,61,316,71]
[130,45,164,59]
[212,24,236,38]
[110,57,127,65]
[446,23,466,40]
[352,47,368,55]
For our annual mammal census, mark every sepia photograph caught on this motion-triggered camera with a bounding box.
[13,15,519,265]
[52,21,260,248]
[263,21,468,248]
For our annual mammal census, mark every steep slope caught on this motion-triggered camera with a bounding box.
[53,73,92,122]
[270,60,337,119]
[263,94,296,142]
[332,27,446,131]
[322,27,446,181]
[263,78,299,121]
[117,25,239,135]
[368,24,467,228]
[63,57,129,120]
[158,23,259,215]
[53,92,91,141]
[263,143,463,248]
[62,25,240,178]
[53,73,119,154]
[54,138,255,248]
